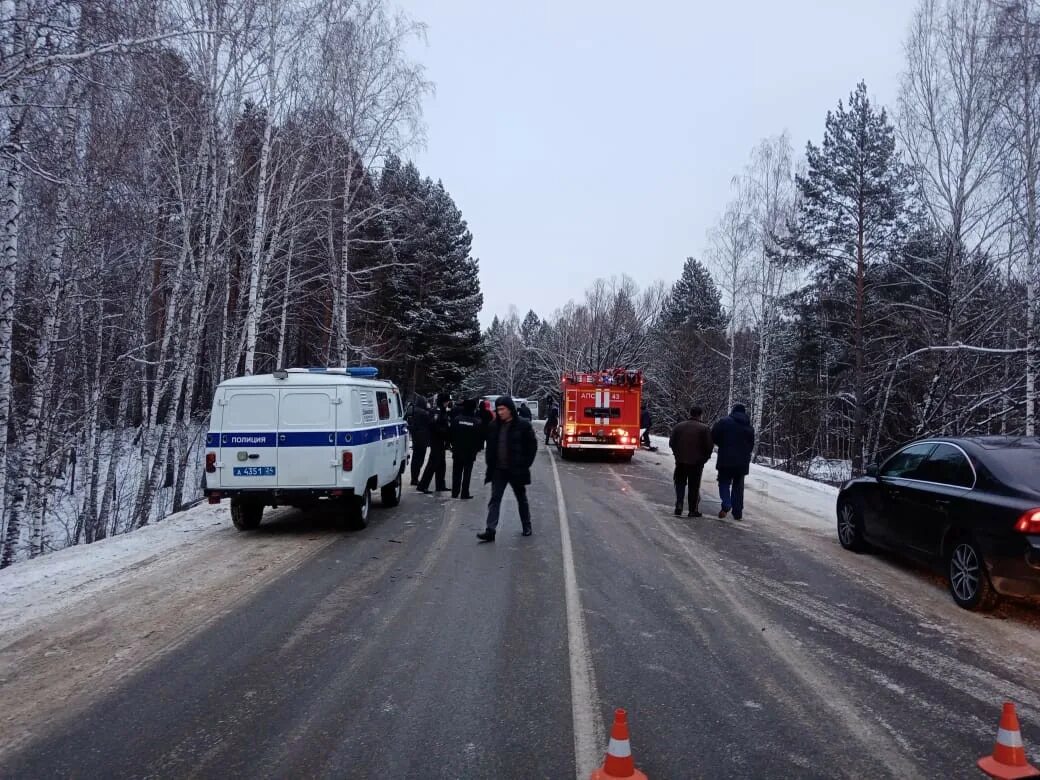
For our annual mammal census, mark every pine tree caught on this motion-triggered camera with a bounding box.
[795,82,914,472]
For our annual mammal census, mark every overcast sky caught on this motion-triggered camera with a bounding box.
[397,0,916,327]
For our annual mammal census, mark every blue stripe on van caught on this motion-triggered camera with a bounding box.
[213,425,407,449]
[337,428,381,446]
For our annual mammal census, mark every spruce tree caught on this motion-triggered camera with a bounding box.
[657,257,726,332]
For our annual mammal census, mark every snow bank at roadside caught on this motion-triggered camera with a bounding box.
[645,433,838,535]
[0,503,229,632]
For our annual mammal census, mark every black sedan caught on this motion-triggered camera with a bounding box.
[836,436,1040,610]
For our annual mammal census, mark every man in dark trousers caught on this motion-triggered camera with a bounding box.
[417,393,452,493]
[711,403,755,521]
[406,395,431,485]
[477,396,537,542]
[450,399,484,499]
[640,405,653,448]
[518,401,532,421]
[544,400,560,445]
[669,406,714,517]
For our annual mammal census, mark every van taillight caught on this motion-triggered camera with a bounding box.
[1014,509,1040,534]
[206,453,216,473]
[342,451,353,471]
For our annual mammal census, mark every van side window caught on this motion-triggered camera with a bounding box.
[393,392,402,419]
[376,391,391,421]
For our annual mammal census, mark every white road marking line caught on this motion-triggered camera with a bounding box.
[549,447,604,779]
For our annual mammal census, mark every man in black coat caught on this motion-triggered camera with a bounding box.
[417,393,452,493]
[711,403,755,521]
[477,396,537,542]
[450,399,485,499]
[517,402,532,421]
[640,405,652,448]
[406,395,431,485]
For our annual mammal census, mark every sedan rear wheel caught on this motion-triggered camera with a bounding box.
[948,538,999,611]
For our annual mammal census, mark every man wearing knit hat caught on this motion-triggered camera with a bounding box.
[477,395,538,542]
[711,403,755,521]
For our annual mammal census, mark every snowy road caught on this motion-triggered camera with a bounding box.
[2,442,1040,778]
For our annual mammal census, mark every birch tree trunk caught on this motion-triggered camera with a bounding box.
[0,0,27,567]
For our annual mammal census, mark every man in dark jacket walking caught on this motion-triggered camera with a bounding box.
[477,396,537,542]
[406,395,431,485]
[640,405,653,448]
[417,393,452,493]
[711,403,755,520]
[450,399,485,499]
[669,406,713,517]
[518,402,532,421]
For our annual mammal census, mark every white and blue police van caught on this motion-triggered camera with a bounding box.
[203,367,409,531]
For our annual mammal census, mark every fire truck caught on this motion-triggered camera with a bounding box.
[558,368,642,460]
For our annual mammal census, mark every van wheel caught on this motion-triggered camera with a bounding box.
[381,474,402,507]
[231,498,263,531]
[346,486,371,529]
[948,537,999,611]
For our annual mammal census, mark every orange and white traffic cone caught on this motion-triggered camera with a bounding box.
[978,702,1040,779]
[590,708,648,780]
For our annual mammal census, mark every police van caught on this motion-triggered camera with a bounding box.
[203,367,409,531]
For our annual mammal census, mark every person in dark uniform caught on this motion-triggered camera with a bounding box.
[640,405,653,448]
[518,402,532,421]
[450,399,485,499]
[406,395,431,485]
[417,393,452,493]
[544,401,560,445]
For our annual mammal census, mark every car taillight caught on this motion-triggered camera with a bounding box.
[1015,508,1040,534]
[206,452,216,473]
[342,451,353,471]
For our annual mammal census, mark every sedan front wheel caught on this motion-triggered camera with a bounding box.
[836,500,868,552]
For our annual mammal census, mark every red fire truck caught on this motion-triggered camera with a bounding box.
[558,368,642,460]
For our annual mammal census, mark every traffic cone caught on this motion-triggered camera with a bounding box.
[978,702,1040,779]
[590,708,648,780]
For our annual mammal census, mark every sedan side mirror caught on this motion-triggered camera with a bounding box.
[865,463,879,478]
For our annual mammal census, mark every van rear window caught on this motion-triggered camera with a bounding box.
[225,393,276,427]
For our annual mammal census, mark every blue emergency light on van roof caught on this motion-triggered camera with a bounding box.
[299,366,379,378]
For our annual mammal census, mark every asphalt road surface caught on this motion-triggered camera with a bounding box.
[5,445,1040,779]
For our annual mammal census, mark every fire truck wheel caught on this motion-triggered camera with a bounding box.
[618,453,633,463]
[560,448,573,461]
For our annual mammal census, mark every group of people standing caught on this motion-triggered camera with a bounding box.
[668,403,755,520]
[406,390,756,536]
[406,393,537,542]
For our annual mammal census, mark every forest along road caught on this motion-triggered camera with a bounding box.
[3,446,1040,779]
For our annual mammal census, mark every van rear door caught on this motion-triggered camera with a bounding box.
[219,389,279,488]
[277,388,338,487]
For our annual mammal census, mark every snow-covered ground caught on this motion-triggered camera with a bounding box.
[645,433,839,536]
[0,503,230,636]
